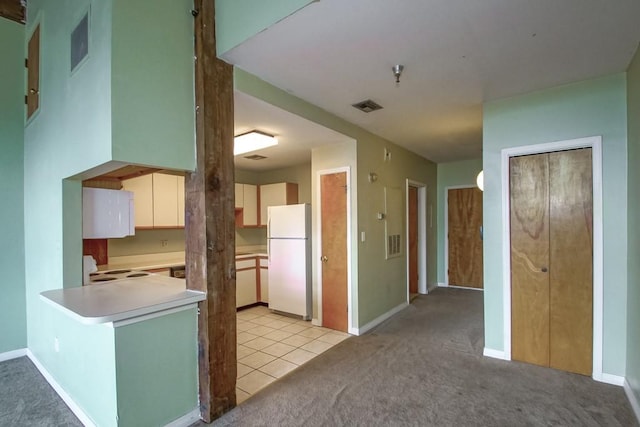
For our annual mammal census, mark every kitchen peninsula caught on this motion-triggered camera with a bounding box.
[38,275,205,427]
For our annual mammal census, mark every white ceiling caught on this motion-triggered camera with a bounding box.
[234,91,352,171]
[225,0,640,163]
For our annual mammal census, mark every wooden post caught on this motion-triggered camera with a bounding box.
[186,0,236,422]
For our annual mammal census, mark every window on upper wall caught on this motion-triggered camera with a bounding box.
[26,24,40,119]
[71,12,89,72]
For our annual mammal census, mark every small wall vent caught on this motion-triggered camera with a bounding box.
[352,99,383,113]
[244,154,267,160]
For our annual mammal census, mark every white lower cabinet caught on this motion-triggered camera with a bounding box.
[236,258,257,308]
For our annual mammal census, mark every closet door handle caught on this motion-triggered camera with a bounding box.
[541,267,548,273]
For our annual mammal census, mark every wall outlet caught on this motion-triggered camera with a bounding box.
[384,148,392,162]
[54,337,60,353]
[160,240,168,247]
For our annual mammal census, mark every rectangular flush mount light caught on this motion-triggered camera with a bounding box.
[234,130,278,156]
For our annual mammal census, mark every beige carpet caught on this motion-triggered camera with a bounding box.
[207,288,637,426]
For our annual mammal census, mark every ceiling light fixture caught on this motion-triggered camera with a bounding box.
[234,130,278,156]
[476,170,484,192]
[392,64,404,87]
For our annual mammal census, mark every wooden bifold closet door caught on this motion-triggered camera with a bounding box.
[510,148,593,376]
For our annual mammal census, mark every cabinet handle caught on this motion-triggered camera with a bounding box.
[541,267,548,273]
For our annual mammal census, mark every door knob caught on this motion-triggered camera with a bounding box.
[321,255,328,263]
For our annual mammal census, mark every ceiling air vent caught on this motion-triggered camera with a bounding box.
[352,99,383,113]
[244,154,267,160]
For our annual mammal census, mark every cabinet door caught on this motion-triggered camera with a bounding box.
[235,183,244,209]
[259,258,268,303]
[82,188,134,238]
[236,266,257,307]
[153,173,179,227]
[242,184,258,226]
[122,174,153,228]
[177,175,185,227]
[259,183,298,226]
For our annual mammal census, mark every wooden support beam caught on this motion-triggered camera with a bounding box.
[0,0,25,24]
[186,0,236,422]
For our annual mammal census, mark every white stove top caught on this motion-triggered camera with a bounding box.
[89,269,152,283]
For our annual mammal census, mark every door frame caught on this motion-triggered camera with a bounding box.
[501,135,603,381]
[316,167,352,332]
[405,180,428,299]
[444,184,483,289]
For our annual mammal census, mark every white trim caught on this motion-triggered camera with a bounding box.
[164,408,200,427]
[595,373,625,386]
[0,348,27,362]
[405,180,428,301]
[316,167,352,332]
[26,350,97,427]
[108,304,197,328]
[350,302,408,336]
[483,347,508,360]
[624,379,640,423]
[443,184,479,286]
[500,136,603,376]
[311,318,321,326]
[447,285,483,292]
[437,282,448,287]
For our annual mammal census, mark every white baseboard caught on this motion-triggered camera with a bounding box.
[448,285,483,291]
[595,372,625,386]
[624,379,640,424]
[26,350,97,427]
[437,282,448,287]
[311,318,321,326]
[0,348,27,362]
[483,347,508,360]
[165,407,200,427]
[351,302,408,336]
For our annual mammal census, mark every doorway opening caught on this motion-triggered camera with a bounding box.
[444,185,484,290]
[316,167,352,333]
[405,180,427,301]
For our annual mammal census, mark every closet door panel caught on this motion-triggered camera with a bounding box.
[510,153,550,367]
[549,148,593,375]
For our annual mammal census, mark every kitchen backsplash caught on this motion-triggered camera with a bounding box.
[236,227,267,247]
[108,228,185,256]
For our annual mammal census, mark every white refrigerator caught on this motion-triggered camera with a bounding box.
[267,203,312,319]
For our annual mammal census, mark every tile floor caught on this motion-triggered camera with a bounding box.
[235,305,350,403]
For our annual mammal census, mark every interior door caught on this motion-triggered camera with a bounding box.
[321,172,348,332]
[510,148,593,376]
[447,188,483,288]
[408,186,419,295]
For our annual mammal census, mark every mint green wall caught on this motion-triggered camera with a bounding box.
[216,0,313,55]
[111,0,194,170]
[23,0,197,424]
[0,19,26,354]
[235,69,438,329]
[115,308,198,426]
[436,158,483,285]
[483,74,628,376]
[626,45,640,406]
[38,305,118,427]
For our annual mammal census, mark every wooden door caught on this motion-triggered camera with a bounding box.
[447,188,483,288]
[408,186,419,294]
[321,172,348,332]
[510,148,593,376]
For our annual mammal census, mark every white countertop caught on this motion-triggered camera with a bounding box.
[99,247,268,271]
[40,275,206,325]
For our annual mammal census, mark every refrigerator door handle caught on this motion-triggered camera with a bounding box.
[268,239,271,265]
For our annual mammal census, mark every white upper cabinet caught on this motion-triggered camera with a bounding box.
[259,183,298,226]
[235,183,258,227]
[122,174,153,228]
[122,173,185,229]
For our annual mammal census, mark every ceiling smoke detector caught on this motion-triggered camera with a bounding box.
[352,99,383,113]
[244,154,268,160]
